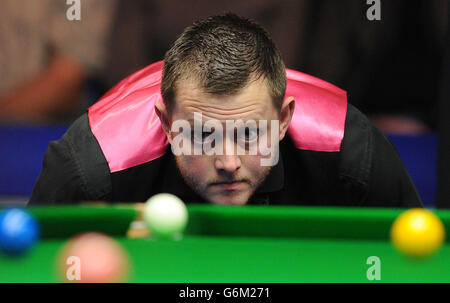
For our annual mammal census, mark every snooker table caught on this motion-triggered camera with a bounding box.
[0,204,449,283]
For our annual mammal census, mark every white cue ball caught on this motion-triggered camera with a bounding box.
[144,193,188,239]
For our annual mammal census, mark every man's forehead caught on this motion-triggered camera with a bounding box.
[185,117,265,125]
[174,103,268,123]
[172,78,274,117]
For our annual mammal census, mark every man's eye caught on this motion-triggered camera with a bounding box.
[193,131,213,143]
[238,128,258,142]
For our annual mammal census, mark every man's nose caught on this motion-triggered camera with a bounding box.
[215,154,242,173]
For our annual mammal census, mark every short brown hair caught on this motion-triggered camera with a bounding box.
[161,13,287,113]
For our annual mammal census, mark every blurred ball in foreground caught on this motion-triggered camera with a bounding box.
[144,193,188,239]
[57,232,130,283]
[0,208,39,256]
[391,208,445,258]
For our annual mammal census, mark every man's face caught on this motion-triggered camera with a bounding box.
[157,77,293,205]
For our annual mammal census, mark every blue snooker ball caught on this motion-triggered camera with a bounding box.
[0,208,40,256]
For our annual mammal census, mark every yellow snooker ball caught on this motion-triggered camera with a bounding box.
[390,208,446,258]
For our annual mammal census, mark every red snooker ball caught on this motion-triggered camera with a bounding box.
[57,232,130,283]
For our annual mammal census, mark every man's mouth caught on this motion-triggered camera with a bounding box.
[209,180,248,191]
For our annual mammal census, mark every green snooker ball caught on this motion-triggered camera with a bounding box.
[144,194,188,239]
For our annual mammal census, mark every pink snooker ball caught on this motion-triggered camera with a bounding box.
[58,232,130,283]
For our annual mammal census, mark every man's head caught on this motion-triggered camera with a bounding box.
[156,13,295,205]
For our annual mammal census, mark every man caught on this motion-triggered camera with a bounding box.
[29,14,422,207]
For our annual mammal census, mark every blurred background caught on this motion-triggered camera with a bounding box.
[0,0,448,208]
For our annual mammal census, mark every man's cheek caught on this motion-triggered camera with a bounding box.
[243,156,265,175]
[183,156,210,178]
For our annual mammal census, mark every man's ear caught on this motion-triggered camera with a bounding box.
[155,101,172,143]
[278,96,295,141]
